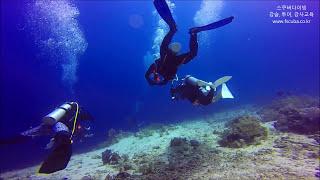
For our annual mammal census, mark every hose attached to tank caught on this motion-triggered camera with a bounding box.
[70,102,79,143]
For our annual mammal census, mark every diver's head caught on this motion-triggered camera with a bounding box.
[169,42,181,54]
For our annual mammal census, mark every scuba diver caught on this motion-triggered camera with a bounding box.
[145,0,234,86]
[171,75,234,106]
[0,102,93,174]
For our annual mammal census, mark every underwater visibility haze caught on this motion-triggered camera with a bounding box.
[0,0,319,179]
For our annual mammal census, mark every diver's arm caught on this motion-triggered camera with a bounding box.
[178,33,198,64]
[0,124,50,145]
[0,134,32,145]
[145,64,157,85]
[160,28,176,57]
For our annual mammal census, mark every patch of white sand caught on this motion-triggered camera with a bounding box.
[108,120,221,158]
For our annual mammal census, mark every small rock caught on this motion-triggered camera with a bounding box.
[189,140,200,147]
[273,144,286,148]
[121,154,129,162]
[170,137,187,147]
[115,172,130,179]
[105,174,113,180]
[102,149,121,165]
[81,175,93,180]
[212,130,220,134]
[305,151,318,159]
[302,143,310,148]
[291,155,299,160]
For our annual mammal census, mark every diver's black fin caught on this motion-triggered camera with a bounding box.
[191,16,234,33]
[153,0,176,29]
[38,132,72,174]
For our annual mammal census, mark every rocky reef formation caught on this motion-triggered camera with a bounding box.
[219,116,268,148]
[259,95,320,134]
[120,137,218,179]
[102,149,121,165]
[275,106,320,134]
[167,138,203,170]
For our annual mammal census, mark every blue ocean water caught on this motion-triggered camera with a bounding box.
[0,0,319,172]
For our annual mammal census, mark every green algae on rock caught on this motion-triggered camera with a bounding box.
[219,115,268,148]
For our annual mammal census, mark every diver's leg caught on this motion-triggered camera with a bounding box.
[190,16,234,34]
[160,28,176,57]
[188,33,198,59]
[178,33,198,64]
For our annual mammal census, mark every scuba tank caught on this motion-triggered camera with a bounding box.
[42,102,75,126]
[184,75,199,86]
[184,75,211,88]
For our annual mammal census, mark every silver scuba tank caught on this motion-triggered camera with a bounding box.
[184,75,199,86]
[42,103,74,125]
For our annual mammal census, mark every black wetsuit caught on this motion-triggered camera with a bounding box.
[145,29,198,85]
[171,82,215,106]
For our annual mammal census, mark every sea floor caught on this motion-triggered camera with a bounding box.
[1,105,319,180]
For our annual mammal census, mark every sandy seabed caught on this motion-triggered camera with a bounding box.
[1,105,319,180]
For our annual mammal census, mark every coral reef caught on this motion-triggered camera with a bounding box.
[259,95,319,121]
[275,106,320,134]
[130,137,217,179]
[259,95,320,134]
[101,149,121,165]
[167,138,204,170]
[169,137,188,147]
[219,115,268,148]
[107,128,117,139]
